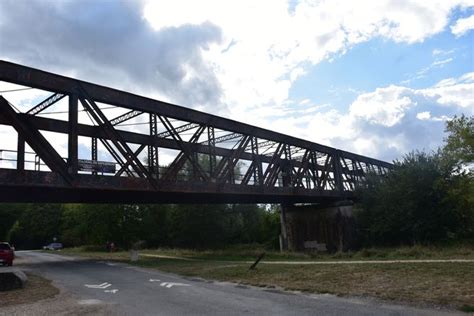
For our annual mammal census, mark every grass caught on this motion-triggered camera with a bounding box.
[460,305,474,313]
[0,273,59,307]
[62,242,474,261]
[58,245,474,311]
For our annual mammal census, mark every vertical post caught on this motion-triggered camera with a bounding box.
[281,145,292,188]
[148,113,159,178]
[17,135,25,170]
[280,204,289,251]
[68,94,78,175]
[251,137,263,185]
[91,137,98,175]
[207,126,216,179]
[333,150,343,194]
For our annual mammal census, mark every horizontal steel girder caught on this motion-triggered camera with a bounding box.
[0,169,348,204]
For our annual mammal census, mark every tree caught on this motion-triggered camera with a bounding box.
[443,114,474,168]
[356,114,474,246]
[0,204,24,240]
[8,204,63,249]
[356,152,461,245]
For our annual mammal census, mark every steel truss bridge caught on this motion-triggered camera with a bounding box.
[0,60,392,203]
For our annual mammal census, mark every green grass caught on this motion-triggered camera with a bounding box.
[57,245,474,310]
[459,305,474,313]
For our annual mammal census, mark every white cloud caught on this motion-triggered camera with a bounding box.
[432,48,455,56]
[416,111,431,120]
[306,72,474,160]
[349,86,414,127]
[451,14,474,37]
[228,71,473,161]
[143,0,472,116]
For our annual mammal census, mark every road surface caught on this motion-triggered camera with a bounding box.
[5,251,461,315]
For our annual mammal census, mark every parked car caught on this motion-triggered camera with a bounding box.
[0,242,14,266]
[43,243,63,250]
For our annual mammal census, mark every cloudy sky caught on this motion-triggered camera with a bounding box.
[0,0,473,162]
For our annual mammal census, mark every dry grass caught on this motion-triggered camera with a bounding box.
[63,243,474,261]
[136,258,474,307]
[60,246,474,311]
[0,273,59,307]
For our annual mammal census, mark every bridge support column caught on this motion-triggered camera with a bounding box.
[279,204,289,251]
[279,201,356,252]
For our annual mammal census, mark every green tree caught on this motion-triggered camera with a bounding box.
[356,152,460,245]
[356,114,474,246]
[8,204,63,249]
[0,203,24,241]
[443,114,474,166]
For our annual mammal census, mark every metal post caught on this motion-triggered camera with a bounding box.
[148,113,159,178]
[68,94,78,174]
[333,150,344,194]
[91,137,98,175]
[17,135,24,170]
[207,126,216,179]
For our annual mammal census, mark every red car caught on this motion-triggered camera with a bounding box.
[0,242,14,266]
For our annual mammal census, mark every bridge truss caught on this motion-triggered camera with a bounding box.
[0,61,392,203]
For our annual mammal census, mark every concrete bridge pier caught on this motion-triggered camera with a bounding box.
[279,201,356,252]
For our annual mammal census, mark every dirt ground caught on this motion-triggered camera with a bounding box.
[0,273,114,315]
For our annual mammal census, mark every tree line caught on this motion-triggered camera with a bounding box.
[0,203,280,250]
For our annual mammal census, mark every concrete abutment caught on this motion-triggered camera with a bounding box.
[280,202,356,252]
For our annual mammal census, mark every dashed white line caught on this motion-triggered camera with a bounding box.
[85,282,112,289]
[160,282,191,288]
[104,289,119,294]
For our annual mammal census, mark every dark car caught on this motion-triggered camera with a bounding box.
[43,243,63,250]
[0,242,14,266]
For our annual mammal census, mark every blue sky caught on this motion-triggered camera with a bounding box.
[290,7,474,113]
[0,0,473,162]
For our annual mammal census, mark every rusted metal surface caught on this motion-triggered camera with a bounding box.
[0,60,393,203]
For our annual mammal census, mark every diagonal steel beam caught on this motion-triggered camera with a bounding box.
[110,110,142,126]
[77,86,157,187]
[0,96,73,184]
[157,122,199,138]
[98,137,134,177]
[26,93,66,115]
[162,125,206,181]
[116,144,146,176]
[80,97,151,179]
[293,149,311,187]
[215,135,251,183]
[263,143,285,187]
[159,116,208,182]
[201,132,242,145]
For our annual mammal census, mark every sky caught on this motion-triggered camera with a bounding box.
[0,0,473,163]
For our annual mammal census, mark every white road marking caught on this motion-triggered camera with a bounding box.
[104,289,119,294]
[85,282,112,289]
[149,279,160,282]
[160,282,191,288]
[78,299,103,305]
[105,262,118,266]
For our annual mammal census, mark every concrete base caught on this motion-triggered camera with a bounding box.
[281,202,356,252]
[0,268,28,291]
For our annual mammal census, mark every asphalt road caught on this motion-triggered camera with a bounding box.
[11,251,461,316]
